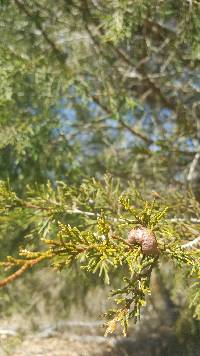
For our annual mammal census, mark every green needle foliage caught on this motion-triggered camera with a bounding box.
[0,177,199,336]
[0,0,200,344]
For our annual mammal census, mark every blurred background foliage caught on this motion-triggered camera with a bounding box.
[0,0,200,354]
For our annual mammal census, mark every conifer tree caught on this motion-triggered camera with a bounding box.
[0,0,200,339]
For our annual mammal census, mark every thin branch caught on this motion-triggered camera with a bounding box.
[0,264,30,288]
[118,118,153,144]
[5,201,200,225]
[116,47,176,111]
[167,217,200,224]
[145,19,177,35]
[182,236,200,249]
[91,94,152,144]
[14,0,66,61]
[0,256,48,288]
[14,0,152,145]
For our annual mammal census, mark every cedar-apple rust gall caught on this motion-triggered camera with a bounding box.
[127,227,159,256]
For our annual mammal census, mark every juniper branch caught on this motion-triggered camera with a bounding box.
[0,255,49,288]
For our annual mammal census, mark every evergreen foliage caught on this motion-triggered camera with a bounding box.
[0,177,199,335]
[0,0,199,339]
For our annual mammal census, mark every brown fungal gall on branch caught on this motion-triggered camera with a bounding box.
[127,227,159,256]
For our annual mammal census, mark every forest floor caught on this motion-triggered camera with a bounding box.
[0,320,182,356]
